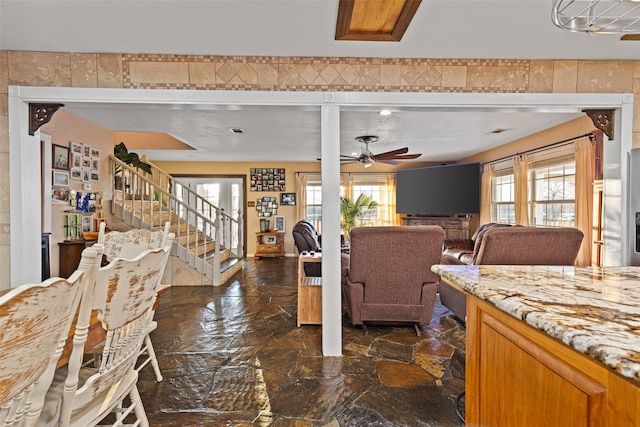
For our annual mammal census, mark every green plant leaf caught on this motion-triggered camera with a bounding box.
[114,141,152,174]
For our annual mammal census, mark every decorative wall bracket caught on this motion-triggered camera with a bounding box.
[583,109,614,140]
[29,103,64,135]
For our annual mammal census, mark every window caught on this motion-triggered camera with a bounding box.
[491,171,515,224]
[351,178,393,227]
[531,160,576,227]
[489,146,576,227]
[302,173,396,232]
[305,178,323,233]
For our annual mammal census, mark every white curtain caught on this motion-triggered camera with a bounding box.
[295,173,308,222]
[341,173,354,200]
[480,164,493,225]
[513,154,530,226]
[386,173,400,225]
[574,138,594,266]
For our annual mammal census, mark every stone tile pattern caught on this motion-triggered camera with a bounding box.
[135,258,466,426]
[433,264,640,384]
[1,50,640,289]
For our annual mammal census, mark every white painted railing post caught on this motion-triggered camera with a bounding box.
[236,209,243,256]
[213,207,222,286]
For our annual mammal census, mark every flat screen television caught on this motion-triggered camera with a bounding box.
[396,162,481,216]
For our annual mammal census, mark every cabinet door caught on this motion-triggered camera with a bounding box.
[465,296,638,427]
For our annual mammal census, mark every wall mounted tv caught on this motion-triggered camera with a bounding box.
[396,162,481,216]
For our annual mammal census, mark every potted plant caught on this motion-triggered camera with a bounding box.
[113,142,152,190]
[340,193,378,241]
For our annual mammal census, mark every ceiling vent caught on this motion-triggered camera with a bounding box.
[229,128,245,135]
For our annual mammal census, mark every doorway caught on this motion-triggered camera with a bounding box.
[174,176,244,256]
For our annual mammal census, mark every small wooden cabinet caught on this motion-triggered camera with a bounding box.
[254,232,285,259]
[58,240,95,278]
[297,253,322,326]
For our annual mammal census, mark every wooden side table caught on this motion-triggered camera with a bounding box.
[297,253,322,326]
[255,231,285,259]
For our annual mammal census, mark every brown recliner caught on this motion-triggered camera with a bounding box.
[342,225,445,335]
[439,226,584,322]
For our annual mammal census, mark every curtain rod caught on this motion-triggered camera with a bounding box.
[294,171,395,175]
[485,132,595,166]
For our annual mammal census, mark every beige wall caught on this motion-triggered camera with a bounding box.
[1,50,639,289]
[39,110,116,277]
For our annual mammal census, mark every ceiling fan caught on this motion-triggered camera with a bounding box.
[340,135,422,168]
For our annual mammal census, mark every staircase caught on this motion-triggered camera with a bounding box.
[109,155,243,286]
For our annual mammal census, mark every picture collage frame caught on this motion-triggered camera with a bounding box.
[256,197,278,217]
[250,168,285,192]
[70,141,100,182]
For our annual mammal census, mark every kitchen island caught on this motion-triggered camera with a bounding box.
[432,264,640,427]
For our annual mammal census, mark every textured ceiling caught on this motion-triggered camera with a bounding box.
[2,0,625,162]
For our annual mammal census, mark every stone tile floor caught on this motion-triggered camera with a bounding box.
[138,258,466,426]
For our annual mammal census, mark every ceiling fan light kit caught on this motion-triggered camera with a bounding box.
[337,135,422,168]
[552,0,640,35]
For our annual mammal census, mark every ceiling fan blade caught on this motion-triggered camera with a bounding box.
[373,147,409,160]
[388,153,422,160]
[340,154,360,160]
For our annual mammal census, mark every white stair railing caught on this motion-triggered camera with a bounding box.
[109,155,243,286]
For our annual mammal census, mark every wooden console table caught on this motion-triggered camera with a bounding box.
[402,215,470,239]
[297,253,322,326]
[254,231,285,259]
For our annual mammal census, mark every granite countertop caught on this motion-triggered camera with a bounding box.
[432,264,640,384]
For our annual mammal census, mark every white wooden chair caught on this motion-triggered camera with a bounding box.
[96,221,171,382]
[98,222,171,263]
[37,235,174,427]
[0,247,99,427]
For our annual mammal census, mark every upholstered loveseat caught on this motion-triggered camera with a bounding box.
[439,225,584,322]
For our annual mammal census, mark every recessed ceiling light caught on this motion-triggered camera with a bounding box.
[229,128,244,134]
[351,152,359,156]
[379,109,391,116]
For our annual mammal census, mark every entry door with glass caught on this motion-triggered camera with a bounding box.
[176,177,244,256]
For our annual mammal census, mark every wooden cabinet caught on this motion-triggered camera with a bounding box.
[402,215,470,239]
[58,240,95,278]
[254,232,285,259]
[465,292,639,426]
[297,253,322,326]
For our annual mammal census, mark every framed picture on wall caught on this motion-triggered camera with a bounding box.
[70,167,82,180]
[70,142,82,155]
[274,215,285,232]
[52,170,69,187]
[52,144,69,170]
[280,192,296,206]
